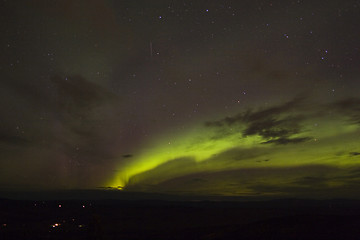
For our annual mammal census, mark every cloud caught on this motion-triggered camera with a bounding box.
[205,97,312,145]
[256,159,270,163]
[204,147,269,164]
[292,176,328,186]
[206,96,305,127]
[331,98,360,124]
[0,74,126,188]
[45,75,123,162]
[51,75,115,108]
[126,164,353,197]
[350,152,360,156]
[126,157,198,190]
[243,116,301,137]
[262,137,311,145]
[0,132,29,146]
[333,98,360,110]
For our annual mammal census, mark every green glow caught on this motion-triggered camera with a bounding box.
[109,125,264,186]
[108,106,360,196]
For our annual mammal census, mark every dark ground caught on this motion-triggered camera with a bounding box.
[1,196,360,240]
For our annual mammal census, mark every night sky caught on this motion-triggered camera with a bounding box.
[1,0,360,198]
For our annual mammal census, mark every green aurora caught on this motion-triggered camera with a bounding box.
[2,0,360,199]
[109,97,360,197]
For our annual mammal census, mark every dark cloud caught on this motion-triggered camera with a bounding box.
[126,157,198,188]
[206,96,305,127]
[346,169,360,179]
[205,147,268,164]
[245,55,291,83]
[205,97,311,145]
[262,137,311,145]
[43,75,123,163]
[256,159,270,163]
[290,168,360,194]
[242,96,306,123]
[0,74,125,188]
[333,98,360,110]
[0,132,29,146]
[190,178,207,183]
[246,166,360,197]
[331,98,360,124]
[51,75,115,112]
[250,179,360,199]
[244,116,311,145]
[248,184,326,197]
[292,176,328,186]
[127,164,348,196]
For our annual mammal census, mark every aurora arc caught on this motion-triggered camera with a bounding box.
[109,97,360,197]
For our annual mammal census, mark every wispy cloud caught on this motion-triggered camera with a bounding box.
[205,97,312,145]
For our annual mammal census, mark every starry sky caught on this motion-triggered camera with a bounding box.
[1,0,360,198]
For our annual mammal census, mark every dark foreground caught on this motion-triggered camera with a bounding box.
[1,197,360,240]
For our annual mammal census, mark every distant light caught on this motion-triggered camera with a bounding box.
[51,223,61,228]
[82,205,85,208]
[2,224,7,227]
[58,204,62,208]
[78,224,84,228]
